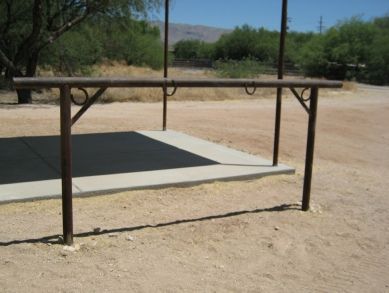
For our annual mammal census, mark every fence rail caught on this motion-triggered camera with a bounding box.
[13,77,341,89]
[172,58,213,68]
[171,59,303,76]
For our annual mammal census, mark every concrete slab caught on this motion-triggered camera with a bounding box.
[0,130,294,203]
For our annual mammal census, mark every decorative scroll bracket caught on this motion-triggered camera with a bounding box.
[70,88,89,106]
[71,87,107,126]
[289,87,311,114]
[163,80,177,97]
[244,82,257,95]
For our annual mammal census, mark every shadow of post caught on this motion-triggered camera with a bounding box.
[0,203,300,246]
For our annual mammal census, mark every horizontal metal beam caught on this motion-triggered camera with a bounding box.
[13,77,343,89]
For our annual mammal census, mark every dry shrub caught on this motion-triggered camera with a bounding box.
[341,81,357,91]
[92,63,279,102]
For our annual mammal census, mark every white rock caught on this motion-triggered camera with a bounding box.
[63,244,80,252]
[63,245,76,252]
[60,251,68,257]
[126,235,135,241]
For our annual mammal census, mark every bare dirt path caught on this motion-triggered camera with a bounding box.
[0,87,388,292]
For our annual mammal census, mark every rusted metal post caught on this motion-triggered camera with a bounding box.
[60,85,73,245]
[273,0,288,166]
[302,87,319,211]
[162,0,169,131]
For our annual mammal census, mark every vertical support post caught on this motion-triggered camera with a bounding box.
[60,85,73,245]
[302,87,319,211]
[162,0,169,131]
[273,0,288,166]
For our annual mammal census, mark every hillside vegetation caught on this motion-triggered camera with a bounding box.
[0,0,388,105]
[174,16,389,85]
[41,14,389,85]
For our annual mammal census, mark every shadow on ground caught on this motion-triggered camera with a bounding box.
[0,203,300,246]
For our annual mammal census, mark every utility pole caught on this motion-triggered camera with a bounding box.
[318,16,325,34]
[287,17,292,31]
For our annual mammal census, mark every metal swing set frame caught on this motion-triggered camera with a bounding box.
[13,0,342,245]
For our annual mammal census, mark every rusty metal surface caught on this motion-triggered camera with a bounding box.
[13,77,342,89]
[163,0,169,80]
[302,87,319,211]
[162,0,169,130]
[273,87,282,166]
[277,0,288,81]
[59,85,73,246]
[273,0,289,167]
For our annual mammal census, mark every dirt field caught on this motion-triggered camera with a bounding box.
[0,83,388,292]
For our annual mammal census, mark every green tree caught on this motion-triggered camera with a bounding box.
[297,35,328,77]
[0,0,162,103]
[298,17,378,80]
[92,17,163,69]
[213,25,278,62]
[40,16,163,72]
[174,39,214,59]
[365,35,389,84]
[286,31,314,64]
[126,22,163,69]
[40,23,103,75]
[364,15,389,84]
[326,17,376,66]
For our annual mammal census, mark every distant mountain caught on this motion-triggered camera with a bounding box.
[151,21,231,44]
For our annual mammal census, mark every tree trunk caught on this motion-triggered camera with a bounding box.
[17,89,32,104]
[14,51,39,104]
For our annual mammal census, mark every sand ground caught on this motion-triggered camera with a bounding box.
[0,84,388,292]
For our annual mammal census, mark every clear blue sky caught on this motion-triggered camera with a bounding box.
[151,0,389,32]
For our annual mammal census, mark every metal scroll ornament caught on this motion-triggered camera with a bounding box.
[70,88,89,106]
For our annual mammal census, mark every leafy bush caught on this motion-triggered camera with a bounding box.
[36,12,389,85]
[40,17,163,74]
[364,34,389,85]
[297,35,328,77]
[363,16,389,84]
[40,25,103,75]
[174,40,214,59]
[214,25,279,62]
[297,16,389,84]
[127,33,163,69]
